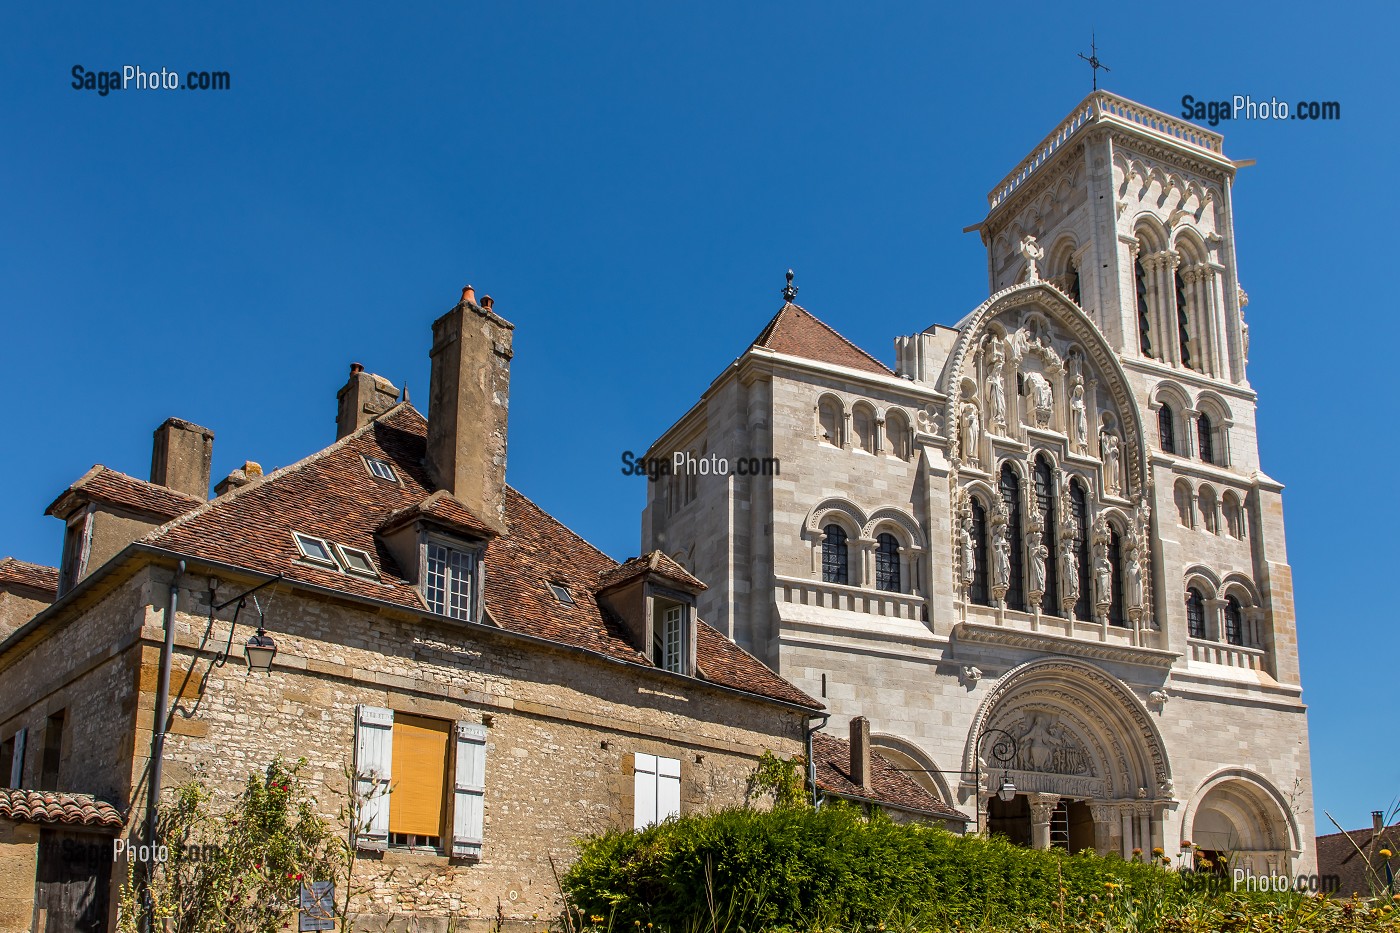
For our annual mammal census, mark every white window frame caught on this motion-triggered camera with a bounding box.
[362,456,399,483]
[293,532,338,568]
[424,538,479,621]
[548,582,574,605]
[452,722,488,860]
[659,605,684,673]
[633,753,681,829]
[334,543,380,580]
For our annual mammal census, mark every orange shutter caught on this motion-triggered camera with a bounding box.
[389,714,450,838]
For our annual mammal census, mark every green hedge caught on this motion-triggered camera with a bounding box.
[561,804,1188,931]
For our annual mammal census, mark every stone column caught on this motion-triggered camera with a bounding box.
[1120,806,1135,858]
[855,537,874,589]
[1151,805,1165,854]
[1137,808,1151,858]
[1030,794,1059,851]
[811,530,825,578]
[1090,803,1116,856]
[1205,598,1225,643]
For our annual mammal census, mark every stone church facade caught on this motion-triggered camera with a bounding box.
[642,91,1315,875]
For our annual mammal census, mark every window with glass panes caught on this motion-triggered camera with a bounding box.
[1186,588,1206,639]
[875,533,900,592]
[1034,457,1059,615]
[1000,466,1025,611]
[1224,596,1244,646]
[425,542,475,620]
[656,604,685,672]
[822,524,849,585]
[970,498,990,606]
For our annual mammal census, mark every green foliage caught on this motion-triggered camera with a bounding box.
[560,805,1400,933]
[745,751,809,811]
[119,758,347,933]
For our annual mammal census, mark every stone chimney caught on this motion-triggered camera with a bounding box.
[426,285,514,534]
[337,363,400,439]
[849,716,871,791]
[1375,811,1386,834]
[151,418,215,500]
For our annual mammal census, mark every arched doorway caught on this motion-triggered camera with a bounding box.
[963,658,1173,856]
[1186,772,1296,876]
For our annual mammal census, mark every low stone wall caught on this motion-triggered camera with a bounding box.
[0,819,38,933]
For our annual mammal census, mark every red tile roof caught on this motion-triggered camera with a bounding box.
[379,490,498,540]
[46,466,204,521]
[811,732,969,822]
[145,405,820,710]
[598,551,706,592]
[0,788,124,830]
[1315,823,1400,898]
[749,303,892,376]
[0,557,59,598]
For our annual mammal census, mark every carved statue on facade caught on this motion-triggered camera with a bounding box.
[1024,371,1054,428]
[1093,532,1112,617]
[992,521,1011,597]
[1125,543,1144,611]
[1100,430,1121,495]
[1019,234,1045,282]
[960,400,981,465]
[1027,528,1048,598]
[1060,537,1080,607]
[986,339,1007,432]
[959,513,976,587]
[1070,381,1088,452]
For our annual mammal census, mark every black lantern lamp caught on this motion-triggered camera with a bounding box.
[209,574,284,674]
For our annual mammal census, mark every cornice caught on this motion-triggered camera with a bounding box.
[951,621,1180,670]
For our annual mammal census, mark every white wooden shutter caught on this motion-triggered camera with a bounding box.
[633,753,658,829]
[9,728,25,788]
[656,755,681,823]
[451,723,487,859]
[354,706,393,850]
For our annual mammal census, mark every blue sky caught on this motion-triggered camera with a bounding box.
[1,3,1393,833]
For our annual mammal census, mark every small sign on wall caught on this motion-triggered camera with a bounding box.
[299,881,336,931]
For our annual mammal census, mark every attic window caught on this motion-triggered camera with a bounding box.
[363,457,398,483]
[335,544,380,579]
[548,582,574,605]
[293,532,337,567]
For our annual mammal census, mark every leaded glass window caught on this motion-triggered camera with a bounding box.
[1224,596,1244,646]
[1198,414,1215,465]
[1000,465,1025,612]
[822,524,849,585]
[875,533,901,593]
[1186,588,1206,639]
[1070,481,1091,621]
[426,541,475,620]
[970,498,990,607]
[1034,456,1059,616]
[1159,405,1176,455]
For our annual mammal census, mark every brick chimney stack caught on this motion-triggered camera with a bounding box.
[850,716,871,792]
[426,285,514,534]
[151,418,214,500]
[1375,811,1386,834]
[337,363,400,439]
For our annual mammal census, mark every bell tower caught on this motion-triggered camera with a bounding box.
[973,92,1249,386]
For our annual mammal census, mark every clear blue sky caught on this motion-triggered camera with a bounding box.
[2,3,1393,833]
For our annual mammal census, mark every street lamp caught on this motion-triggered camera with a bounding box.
[977,726,1020,823]
[244,628,278,673]
[210,574,284,675]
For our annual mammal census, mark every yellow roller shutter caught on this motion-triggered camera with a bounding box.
[389,713,449,838]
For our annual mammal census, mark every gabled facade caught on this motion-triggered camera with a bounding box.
[0,287,820,930]
[643,92,1314,875]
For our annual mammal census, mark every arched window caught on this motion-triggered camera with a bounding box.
[1197,413,1215,465]
[1069,481,1091,621]
[887,410,911,461]
[970,497,990,606]
[1108,527,1125,627]
[1186,588,1206,639]
[1175,269,1194,370]
[852,406,875,452]
[875,533,901,593]
[1000,465,1025,611]
[1034,456,1060,615]
[1198,485,1218,535]
[818,399,841,447]
[821,524,849,585]
[1224,596,1244,646]
[1174,479,1193,528]
[1135,258,1153,358]
[1158,404,1176,455]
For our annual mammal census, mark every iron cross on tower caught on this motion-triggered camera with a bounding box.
[1077,34,1110,91]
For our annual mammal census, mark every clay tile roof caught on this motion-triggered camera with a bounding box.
[0,788,124,830]
[0,558,59,597]
[1315,823,1400,898]
[749,303,892,376]
[811,732,970,823]
[598,550,706,592]
[379,491,498,540]
[46,466,203,521]
[143,405,820,711]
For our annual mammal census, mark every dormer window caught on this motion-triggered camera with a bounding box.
[653,600,687,673]
[425,540,477,621]
[363,456,399,483]
[335,544,380,580]
[294,532,338,568]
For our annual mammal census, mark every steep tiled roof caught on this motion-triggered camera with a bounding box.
[0,558,59,597]
[145,405,820,710]
[1315,823,1400,898]
[598,551,706,592]
[811,732,969,822]
[379,490,498,540]
[749,303,892,376]
[0,788,124,829]
[46,466,203,521]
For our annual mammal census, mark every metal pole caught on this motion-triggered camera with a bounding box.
[143,559,183,933]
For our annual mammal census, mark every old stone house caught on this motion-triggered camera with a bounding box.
[0,288,822,931]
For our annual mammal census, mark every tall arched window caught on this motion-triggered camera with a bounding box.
[1069,481,1091,621]
[1034,456,1060,615]
[818,399,841,447]
[821,524,848,585]
[970,497,990,606]
[1158,404,1176,455]
[1175,269,1194,370]
[1108,527,1125,627]
[875,533,901,593]
[1186,588,1206,639]
[1000,465,1025,611]
[1135,258,1153,358]
[1224,596,1244,646]
[886,410,911,460]
[1197,413,1215,465]
[852,406,875,452]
